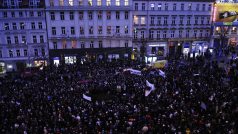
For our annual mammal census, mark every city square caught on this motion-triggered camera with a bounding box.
[0,0,238,133]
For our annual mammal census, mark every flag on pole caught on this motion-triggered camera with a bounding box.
[83,94,92,101]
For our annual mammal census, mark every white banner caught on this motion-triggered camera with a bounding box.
[145,80,155,96]
[123,68,141,75]
[83,94,92,101]
[159,70,165,78]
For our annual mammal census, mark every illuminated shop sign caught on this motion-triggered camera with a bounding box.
[214,3,238,23]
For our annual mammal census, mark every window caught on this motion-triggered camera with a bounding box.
[89,26,93,34]
[40,35,44,43]
[52,27,56,35]
[116,26,120,33]
[9,50,13,57]
[14,36,19,44]
[173,3,176,11]
[208,4,212,11]
[142,3,145,11]
[80,26,84,34]
[79,0,83,5]
[12,23,17,30]
[195,16,198,25]
[50,0,54,6]
[134,29,138,39]
[98,26,102,34]
[11,12,15,17]
[53,42,57,49]
[79,11,83,20]
[206,30,209,37]
[157,17,161,25]
[179,30,183,38]
[22,36,26,43]
[37,11,42,17]
[62,40,67,49]
[24,49,28,56]
[0,50,2,58]
[33,36,37,43]
[125,41,128,47]
[98,11,102,19]
[90,41,94,48]
[59,0,64,6]
[164,16,168,25]
[69,0,73,6]
[163,31,167,38]
[151,16,155,25]
[172,16,176,25]
[141,31,145,39]
[157,31,160,39]
[16,50,20,57]
[186,30,190,38]
[125,0,129,6]
[3,12,7,18]
[42,48,45,56]
[4,23,9,30]
[70,12,74,20]
[61,27,66,34]
[31,22,35,29]
[194,30,197,38]
[88,0,92,6]
[50,12,55,20]
[99,41,103,48]
[187,16,191,25]
[19,12,23,17]
[141,17,146,25]
[88,11,93,20]
[34,49,38,56]
[116,11,120,19]
[38,22,42,29]
[151,3,155,10]
[196,4,200,11]
[60,12,65,20]
[200,30,203,37]
[106,0,111,6]
[202,4,206,11]
[134,16,138,24]
[116,0,120,6]
[201,17,204,25]
[71,27,75,35]
[181,3,184,11]
[107,11,111,19]
[171,30,175,38]
[107,26,111,34]
[125,26,128,34]
[149,30,154,39]
[81,41,85,48]
[165,3,168,11]
[188,3,192,11]
[97,0,101,6]
[30,11,34,17]
[135,3,138,10]
[158,3,162,10]
[179,16,184,25]
[125,11,129,19]
[207,17,210,25]
[71,40,77,48]
[7,37,11,44]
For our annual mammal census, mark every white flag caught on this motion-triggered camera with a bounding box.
[83,94,92,101]
[159,70,165,78]
[145,80,155,96]
[123,68,141,75]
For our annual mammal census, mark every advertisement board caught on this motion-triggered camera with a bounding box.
[215,3,238,23]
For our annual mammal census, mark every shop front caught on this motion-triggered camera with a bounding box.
[145,42,167,63]
[191,41,209,57]
[0,62,6,75]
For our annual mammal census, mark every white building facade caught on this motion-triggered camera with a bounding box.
[0,0,48,73]
[132,0,215,62]
[45,0,133,65]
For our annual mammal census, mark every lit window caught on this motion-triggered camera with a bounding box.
[97,0,101,6]
[134,16,138,24]
[125,0,128,6]
[69,0,73,6]
[106,0,111,6]
[59,0,64,6]
[88,0,92,6]
[141,17,146,25]
[116,0,120,6]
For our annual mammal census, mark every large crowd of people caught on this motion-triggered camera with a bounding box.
[0,56,237,133]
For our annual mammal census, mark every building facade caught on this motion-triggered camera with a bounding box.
[133,0,215,62]
[0,0,48,72]
[212,0,238,56]
[45,0,133,65]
